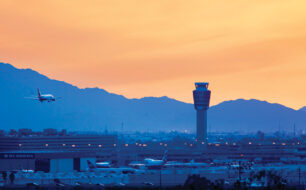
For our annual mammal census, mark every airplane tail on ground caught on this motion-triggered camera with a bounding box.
[87,160,96,169]
[162,150,168,163]
[37,88,41,98]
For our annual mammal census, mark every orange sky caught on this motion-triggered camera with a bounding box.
[1,0,306,109]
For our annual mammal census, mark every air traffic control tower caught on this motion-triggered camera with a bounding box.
[193,82,211,143]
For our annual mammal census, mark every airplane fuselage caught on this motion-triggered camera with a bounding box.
[39,94,55,102]
[144,159,164,166]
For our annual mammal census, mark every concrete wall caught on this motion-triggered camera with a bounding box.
[0,159,35,171]
[80,157,96,171]
[50,158,73,173]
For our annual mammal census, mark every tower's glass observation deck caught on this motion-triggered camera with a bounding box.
[195,82,209,91]
[193,82,211,110]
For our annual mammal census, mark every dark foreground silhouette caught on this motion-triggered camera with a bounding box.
[1,170,304,190]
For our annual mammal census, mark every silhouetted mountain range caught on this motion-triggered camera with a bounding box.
[299,107,306,112]
[0,62,305,133]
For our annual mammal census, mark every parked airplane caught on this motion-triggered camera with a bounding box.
[130,150,168,169]
[144,150,168,166]
[87,160,138,174]
[95,161,112,168]
[25,88,60,102]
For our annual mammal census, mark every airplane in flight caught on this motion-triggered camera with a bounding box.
[25,89,60,103]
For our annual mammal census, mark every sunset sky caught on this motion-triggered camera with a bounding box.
[1,0,305,109]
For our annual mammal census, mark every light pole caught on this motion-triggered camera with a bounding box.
[159,165,164,190]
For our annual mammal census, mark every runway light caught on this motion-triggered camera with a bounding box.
[202,142,204,145]
[272,142,276,145]
[248,142,252,145]
[240,154,244,157]
[45,144,48,147]
[98,144,102,147]
[190,144,193,147]
[282,143,286,146]
[225,142,228,145]
[72,144,75,147]
[164,144,167,147]
[143,144,147,147]
[18,144,22,147]
[113,144,116,147]
[215,144,220,147]
[62,144,66,146]
[297,142,300,145]
[88,144,91,146]
[139,144,142,146]
[136,143,138,145]
[125,144,128,147]
[233,143,236,146]
[160,143,163,146]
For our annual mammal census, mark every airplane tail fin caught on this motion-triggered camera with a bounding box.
[37,88,41,97]
[87,160,96,169]
[162,150,168,163]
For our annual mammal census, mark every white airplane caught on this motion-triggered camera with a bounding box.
[87,160,138,174]
[144,150,168,166]
[95,161,112,168]
[25,88,60,103]
[130,150,168,169]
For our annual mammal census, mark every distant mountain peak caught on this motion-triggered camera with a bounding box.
[299,106,306,112]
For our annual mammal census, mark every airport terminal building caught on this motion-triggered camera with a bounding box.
[0,135,117,172]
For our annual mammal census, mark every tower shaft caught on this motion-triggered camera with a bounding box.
[193,82,211,143]
[196,110,207,141]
